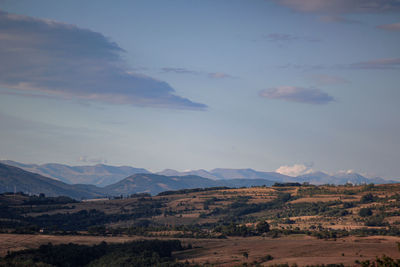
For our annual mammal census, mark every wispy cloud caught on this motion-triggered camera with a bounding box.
[264,33,321,43]
[161,67,232,79]
[259,86,334,104]
[278,57,400,70]
[377,22,400,31]
[272,0,400,14]
[208,72,232,79]
[78,156,107,164]
[161,67,199,75]
[319,15,361,24]
[350,58,400,69]
[0,11,206,110]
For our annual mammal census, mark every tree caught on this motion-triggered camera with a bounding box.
[361,193,375,204]
[359,208,372,217]
[256,220,270,234]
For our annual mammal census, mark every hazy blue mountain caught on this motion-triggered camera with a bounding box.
[1,161,396,197]
[295,172,337,185]
[220,178,275,188]
[157,169,183,176]
[104,173,276,195]
[0,160,150,186]
[158,167,398,185]
[104,173,222,195]
[157,169,219,179]
[209,168,288,181]
[157,168,290,181]
[296,171,397,185]
[0,163,107,199]
[334,172,397,185]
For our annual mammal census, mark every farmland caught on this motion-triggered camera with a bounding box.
[1,183,400,266]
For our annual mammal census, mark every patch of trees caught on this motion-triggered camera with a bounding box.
[214,221,270,237]
[297,187,333,196]
[349,227,400,237]
[0,240,188,267]
[1,201,162,233]
[24,194,78,205]
[207,193,293,220]
[364,215,388,227]
[157,187,231,196]
[129,193,151,198]
[273,182,302,187]
[360,193,377,204]
[281,201,343,217]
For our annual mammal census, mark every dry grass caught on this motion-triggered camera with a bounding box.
[2,234,399,266]
[176,235,400,266]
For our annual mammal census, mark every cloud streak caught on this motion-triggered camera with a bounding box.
[278,57,400,70]
[0,11,206,110]
[264,33,321,43]
[350,58,400,69]
[272,0,400,14]
[161,67,199,75]
[259,86,334,104]
[161,67,232,79]
[377,22,400,31]
[319,15,361,24]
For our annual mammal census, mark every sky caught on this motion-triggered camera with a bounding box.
[0,0,399,179]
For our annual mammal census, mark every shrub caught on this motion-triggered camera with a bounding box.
[359,208,373,217]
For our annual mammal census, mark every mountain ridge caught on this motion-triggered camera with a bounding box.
[0,162,276,197]
[1,160,397,196]
[0,160,150,186]
[0,162,107,199]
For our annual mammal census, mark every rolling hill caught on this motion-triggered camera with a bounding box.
[0,163,107,199]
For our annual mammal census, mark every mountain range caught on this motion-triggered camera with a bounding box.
[0,162,276,197]
[0,160,398,198]
[157,168,397,185]
[0,160,150,186]
[0,163,106,199]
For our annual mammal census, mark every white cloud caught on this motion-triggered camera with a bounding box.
[276,164,314,177]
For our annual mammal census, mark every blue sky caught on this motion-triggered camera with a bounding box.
[0,0,399,178]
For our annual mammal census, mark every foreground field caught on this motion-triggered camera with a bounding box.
[1,234,399,266]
